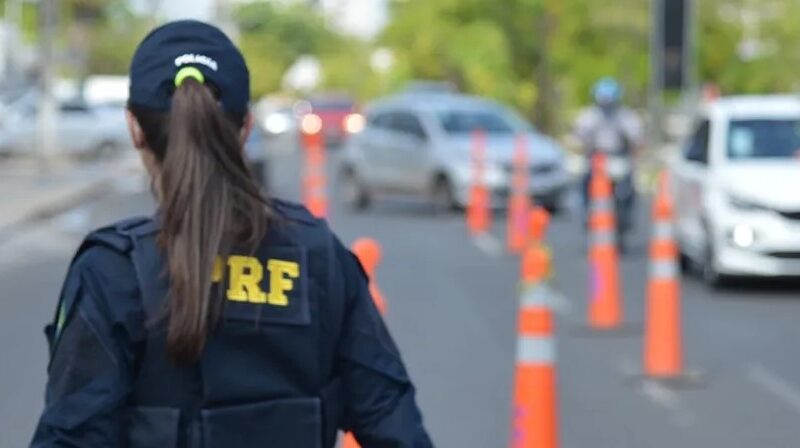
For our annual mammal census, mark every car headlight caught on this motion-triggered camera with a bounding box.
[730,224,757,248]
[452,161,506,187]
[484,163,506,186]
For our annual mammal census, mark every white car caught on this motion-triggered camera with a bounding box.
[671,95,800,285]
[339,92,571,212]
[0,91,129,158]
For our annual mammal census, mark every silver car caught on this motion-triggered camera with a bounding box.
[0,91,129,158]
[338,92,571,212]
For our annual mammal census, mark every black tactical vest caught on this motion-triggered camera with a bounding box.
[79,201,344,448]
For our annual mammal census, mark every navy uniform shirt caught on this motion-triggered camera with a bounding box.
[31,212,433,447]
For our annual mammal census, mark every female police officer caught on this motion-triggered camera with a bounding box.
[31,20,432,448]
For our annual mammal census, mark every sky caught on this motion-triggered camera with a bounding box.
[129,0,212,21]
[161,0,215,21]
[131,0,388,40]
[320,0,388,39]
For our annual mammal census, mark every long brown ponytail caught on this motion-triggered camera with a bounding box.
[129,78,270,363]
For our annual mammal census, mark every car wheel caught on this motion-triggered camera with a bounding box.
[617,228,628,255]
[339,167,371,211]
[431,175,457,214]
[542,198,561,215]
[679,251,692,273]
[92,141,121,160]
[702,241,728,288]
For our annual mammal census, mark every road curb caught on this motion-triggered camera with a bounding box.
[0,176,114,244]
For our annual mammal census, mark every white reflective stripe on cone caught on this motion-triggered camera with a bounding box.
[591,229,616,247]
[304,192,328,202]
[591,198,614,213]
[521,284,550,308]
[653,221,674,240]
[516,335,555,364]
[650,259,678,279]
[304,165,325,177]
[307,184,327,194]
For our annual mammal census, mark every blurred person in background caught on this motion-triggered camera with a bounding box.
[31,20,432,448]
[574,77,644,249]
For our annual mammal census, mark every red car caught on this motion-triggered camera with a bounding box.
[298,96,364,148]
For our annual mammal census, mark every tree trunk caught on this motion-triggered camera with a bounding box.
[533,0,558,135]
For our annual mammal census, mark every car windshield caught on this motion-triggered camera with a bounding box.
[438,109,518,134]
[311,99,353,111]
[727,118,800,159]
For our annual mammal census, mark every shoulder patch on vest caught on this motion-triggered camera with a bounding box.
[76,216,153,258]
[81,228,132,254]
[116,216,158,237]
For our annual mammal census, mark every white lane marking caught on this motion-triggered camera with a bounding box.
[472,233,503,257]
[622,355,680,409]
[640,379,680,409]
[619,356,695,428]
[747,364,800,415]
[547,288,574,315]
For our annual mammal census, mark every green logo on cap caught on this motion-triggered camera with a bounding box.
[174,66,205,87]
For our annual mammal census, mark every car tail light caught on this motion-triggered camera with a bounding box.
[301,113,323,135]
[344,113,365,134]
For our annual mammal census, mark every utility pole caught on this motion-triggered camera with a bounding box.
[4,0,23,80]
[648,0,664,148]
[685,0,698,108]
[534,0,557,134]
[650,0,692,146]
[38,0,59,171]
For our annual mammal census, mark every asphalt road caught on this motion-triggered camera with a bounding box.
[2,149,800,447]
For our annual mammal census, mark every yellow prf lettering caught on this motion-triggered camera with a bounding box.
[226,256,267,303]
[267,259,299,306]
[211,257,224,283]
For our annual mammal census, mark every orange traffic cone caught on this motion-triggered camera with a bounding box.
[587,153,623,330]
[351,238,387,314]
[507,134,531,253]
[344,238,389,447]
[468,129,492,236]
[643,172,683,378]
[301,129,328,218]
[342,433,360,448]
[511,207,558,448]
[521,207,550,278]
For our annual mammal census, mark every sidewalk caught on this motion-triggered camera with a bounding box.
[0,155,143,238]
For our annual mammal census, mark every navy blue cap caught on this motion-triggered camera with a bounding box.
[129,20,250,117]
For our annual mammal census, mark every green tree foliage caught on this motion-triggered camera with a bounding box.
[85,8,150,75]
[382,0,650,132]
[236,1,345,98]
[383,0,526,117]
[14,0,795,123]
[697,0,800,94]
[550,0,649,109]
[381,0,800,132]
[317,37,382,99]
